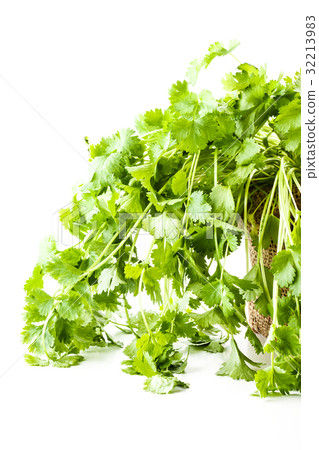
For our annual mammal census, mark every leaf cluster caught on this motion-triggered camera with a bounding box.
[22,41,301,397]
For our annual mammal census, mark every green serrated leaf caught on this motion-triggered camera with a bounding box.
[216,337,261,381]
[97,266,125,294]
[53,354,85,368]
[24,354,49,367]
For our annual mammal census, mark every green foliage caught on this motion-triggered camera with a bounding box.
[22,41,301,398]
[216,337,261,381]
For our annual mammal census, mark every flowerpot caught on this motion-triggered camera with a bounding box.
[246,187,301,338]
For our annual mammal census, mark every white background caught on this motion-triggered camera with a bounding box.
[0,1,318,449]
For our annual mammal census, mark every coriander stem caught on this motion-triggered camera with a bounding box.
[83,222,107,259]
[183,151,200,232]
[163,275,170,313]
[83,204,152,276]
[81,222,127,277]
[138,237,156,335]
[257,173,279,303]
[291,172,301,193]
[214,147,218,188]
[230,53,241,64]
[82,181,170,277]
[244,172,256,273]
[220,187,243,279]
[123,299,138,337]
[108,320,131,328]
[41,309,56,359]
[278,163,293,246]
[213,148,222,268]
[128,229,140,264]
[141,128,163,138]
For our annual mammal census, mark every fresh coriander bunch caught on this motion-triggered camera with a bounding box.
[23,41,301,396]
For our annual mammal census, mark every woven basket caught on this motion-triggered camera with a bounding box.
[246,186,301,338]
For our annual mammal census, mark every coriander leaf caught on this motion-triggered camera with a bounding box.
[144,375,189,394]
[112,128,144,158]
[28,289,54,316]
[245,327,263,355]
[56,293,84,321]
[97,266,125,294]
[199,90,217,115]
[171,116,211,153]
[46,258,81,288]
[126,163,154,191]
[52,354,85,368]
[265,325,301,357]
[124,263,143,280]
[274,98,301,153]
[200,280,224,307]
[202,341,224,353]
[24,265,44,293]
[203,40,240,68]
[160,311,196,338]
[38,236,57,265]
[23,303,46,324]
[236,138,260,165]
[171,169,188,196]
[143,212,182,243]
[186,59,204,86]
[93,290,121,312]
[190,306,239,335]
[59,247,83,266]
[118,186,143,214]
[210,185,235,220]
[72,325,104,351]
[261,215,279,249]
[55,318,73,344]
[271,249,296,287]
[130,311,159,335]
[255,366,296,398]
[97,187,119,217]
[216,337,261,381]
[169,80,199,119]
[135,108,166,135]
[188,191,212,223]
[224,164,255,187]
[24,354,49,367]
[133,351,157,377]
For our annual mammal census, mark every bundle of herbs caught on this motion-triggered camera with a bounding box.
[23,42,301,396]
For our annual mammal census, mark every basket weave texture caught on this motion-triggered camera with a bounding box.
[246,187,301,338]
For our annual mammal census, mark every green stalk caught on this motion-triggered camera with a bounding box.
[122,297,138,337]
[278,162,293,246]
[183,151,200,232]
[213,148,222,267]
[291,172,301,193]
[137,237,156,335]
[230,53,241,64]
[83,222,107,259]
[257,173,279,303]
[77,180,171,284]
[128,229,140,264]
[137,269,152,335]
[243,171,256,273]
[41,309,56,359]
[270,352,275,385]
[220,186,243,279]
[214,147,218,187]
[141,128,163,138]
[270,163,289,374]
[163,275,170,313]
[80,221,128,277]
[82,204,151,277]
[281,163,298,212]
